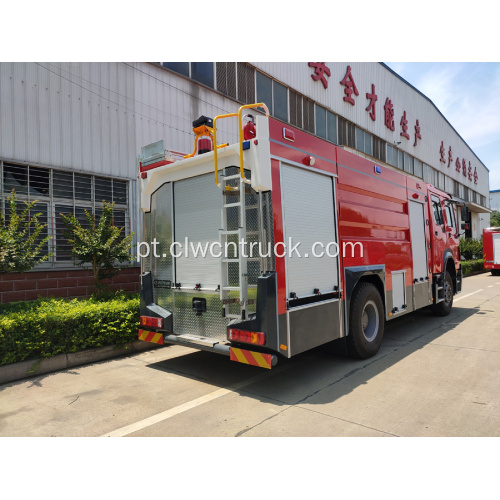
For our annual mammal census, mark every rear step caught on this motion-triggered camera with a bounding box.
[160,333,278,368]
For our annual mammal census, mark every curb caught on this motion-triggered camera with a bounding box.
[0,340,161,385]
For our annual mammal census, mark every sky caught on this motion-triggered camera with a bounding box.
[384,63,500,191]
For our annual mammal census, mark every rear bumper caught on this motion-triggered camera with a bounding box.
[138,330,278,368]
[484,262,500,270]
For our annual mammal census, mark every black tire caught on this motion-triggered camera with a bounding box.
[346,283,384,359]
[492,269,500,276]
[431,271,453,317]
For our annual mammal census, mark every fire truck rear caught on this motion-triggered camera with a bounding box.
[137,103,462,368]
[483,227,500,275]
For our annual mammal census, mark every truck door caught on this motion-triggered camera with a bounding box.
[409,200,431,309]
[428,193,446,274]
[443,200,459,263]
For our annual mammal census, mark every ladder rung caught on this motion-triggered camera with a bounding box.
[222,286,241,291]
[222,259,239,263]
[222,174,244,181]
[221,230,239,235]
[224,202,242,208]
[225,313,242,319]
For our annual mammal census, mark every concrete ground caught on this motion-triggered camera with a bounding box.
[0,272,499,437]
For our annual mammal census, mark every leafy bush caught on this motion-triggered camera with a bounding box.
[0,189,52,274]
[60,201,134,295]
[461,260,484,277]
[491,210,500,228]
[0,293,139,366]
[459,237,483,260]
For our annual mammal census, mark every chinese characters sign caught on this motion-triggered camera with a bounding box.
[307,62,479,185]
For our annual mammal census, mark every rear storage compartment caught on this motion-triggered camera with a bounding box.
[141,166,275,343]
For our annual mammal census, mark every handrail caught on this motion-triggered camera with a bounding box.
[212,103,270,189]
[213,112,238,188]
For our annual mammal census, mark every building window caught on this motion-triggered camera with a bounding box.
[314,106,338,144]
[162,62,189,78]
[327,111,337,144]
[1,160,130,267]
[237,63,255,104]
[162,62,214,88]
[355,127,372,156]
[403,152,413,175]
[191,62,214,88]
[256,72,288,122]
[386,144,398,167]
[315,105,327,139]
[303,98,315,134]
[216,62,237,99]
[372,137,386,163]
[414,158,423,178]
[289,89,303,129]
[273,81,288,122]
[338,117,355,148]
[256,72,273,115]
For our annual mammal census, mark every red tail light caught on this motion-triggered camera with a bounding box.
[227,328,265,346]
[140,316,163,328]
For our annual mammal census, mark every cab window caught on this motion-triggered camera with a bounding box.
[431,196,443,226]
[444,202,456,232]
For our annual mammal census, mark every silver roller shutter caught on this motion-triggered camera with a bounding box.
[494,234,500,265]
[281,164,338,298]
[174,173,222,289]
[408,200,429,281]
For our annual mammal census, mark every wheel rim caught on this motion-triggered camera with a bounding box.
[361,300,379,342]
[444,280,453,305]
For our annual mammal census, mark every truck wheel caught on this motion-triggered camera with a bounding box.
[492,270,500,276]
[432,271,453,317]
[346,283,384,359]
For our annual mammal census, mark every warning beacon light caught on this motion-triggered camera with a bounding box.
[184,115,215,158]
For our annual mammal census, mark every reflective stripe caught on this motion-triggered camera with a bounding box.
[138,329,164,345]
[230,347,272,369]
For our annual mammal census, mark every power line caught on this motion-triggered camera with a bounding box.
[35,62,193,139]
[41,62,193,127]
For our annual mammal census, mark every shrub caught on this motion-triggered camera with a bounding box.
[461,259,484,277]
[459,237,483,260]
[0,293,139,366]
[0,189,52,274]
[60,201,135,295]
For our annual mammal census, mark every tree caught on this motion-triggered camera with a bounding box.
[0,190,52,274]
[60,202,135,293]
[490,210,500,228]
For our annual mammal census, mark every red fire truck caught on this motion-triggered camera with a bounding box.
[483,227,500,275]
[137,103,462,369]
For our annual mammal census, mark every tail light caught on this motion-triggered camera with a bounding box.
[140,316,163,328]
[227,328,265,346]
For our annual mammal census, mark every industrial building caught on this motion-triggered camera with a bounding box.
[0,62,491,302]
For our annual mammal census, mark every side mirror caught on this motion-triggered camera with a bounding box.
[461,206,470,223]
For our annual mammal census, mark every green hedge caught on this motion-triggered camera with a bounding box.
[461,260,484,277]
[459,237,483,260]
[0,294,139,366]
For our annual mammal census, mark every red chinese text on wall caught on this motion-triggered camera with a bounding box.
[308,62,331,89]
[446,143,477,184]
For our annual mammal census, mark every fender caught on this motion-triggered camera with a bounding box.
[344,265,386,328]
[441,249,462,294]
